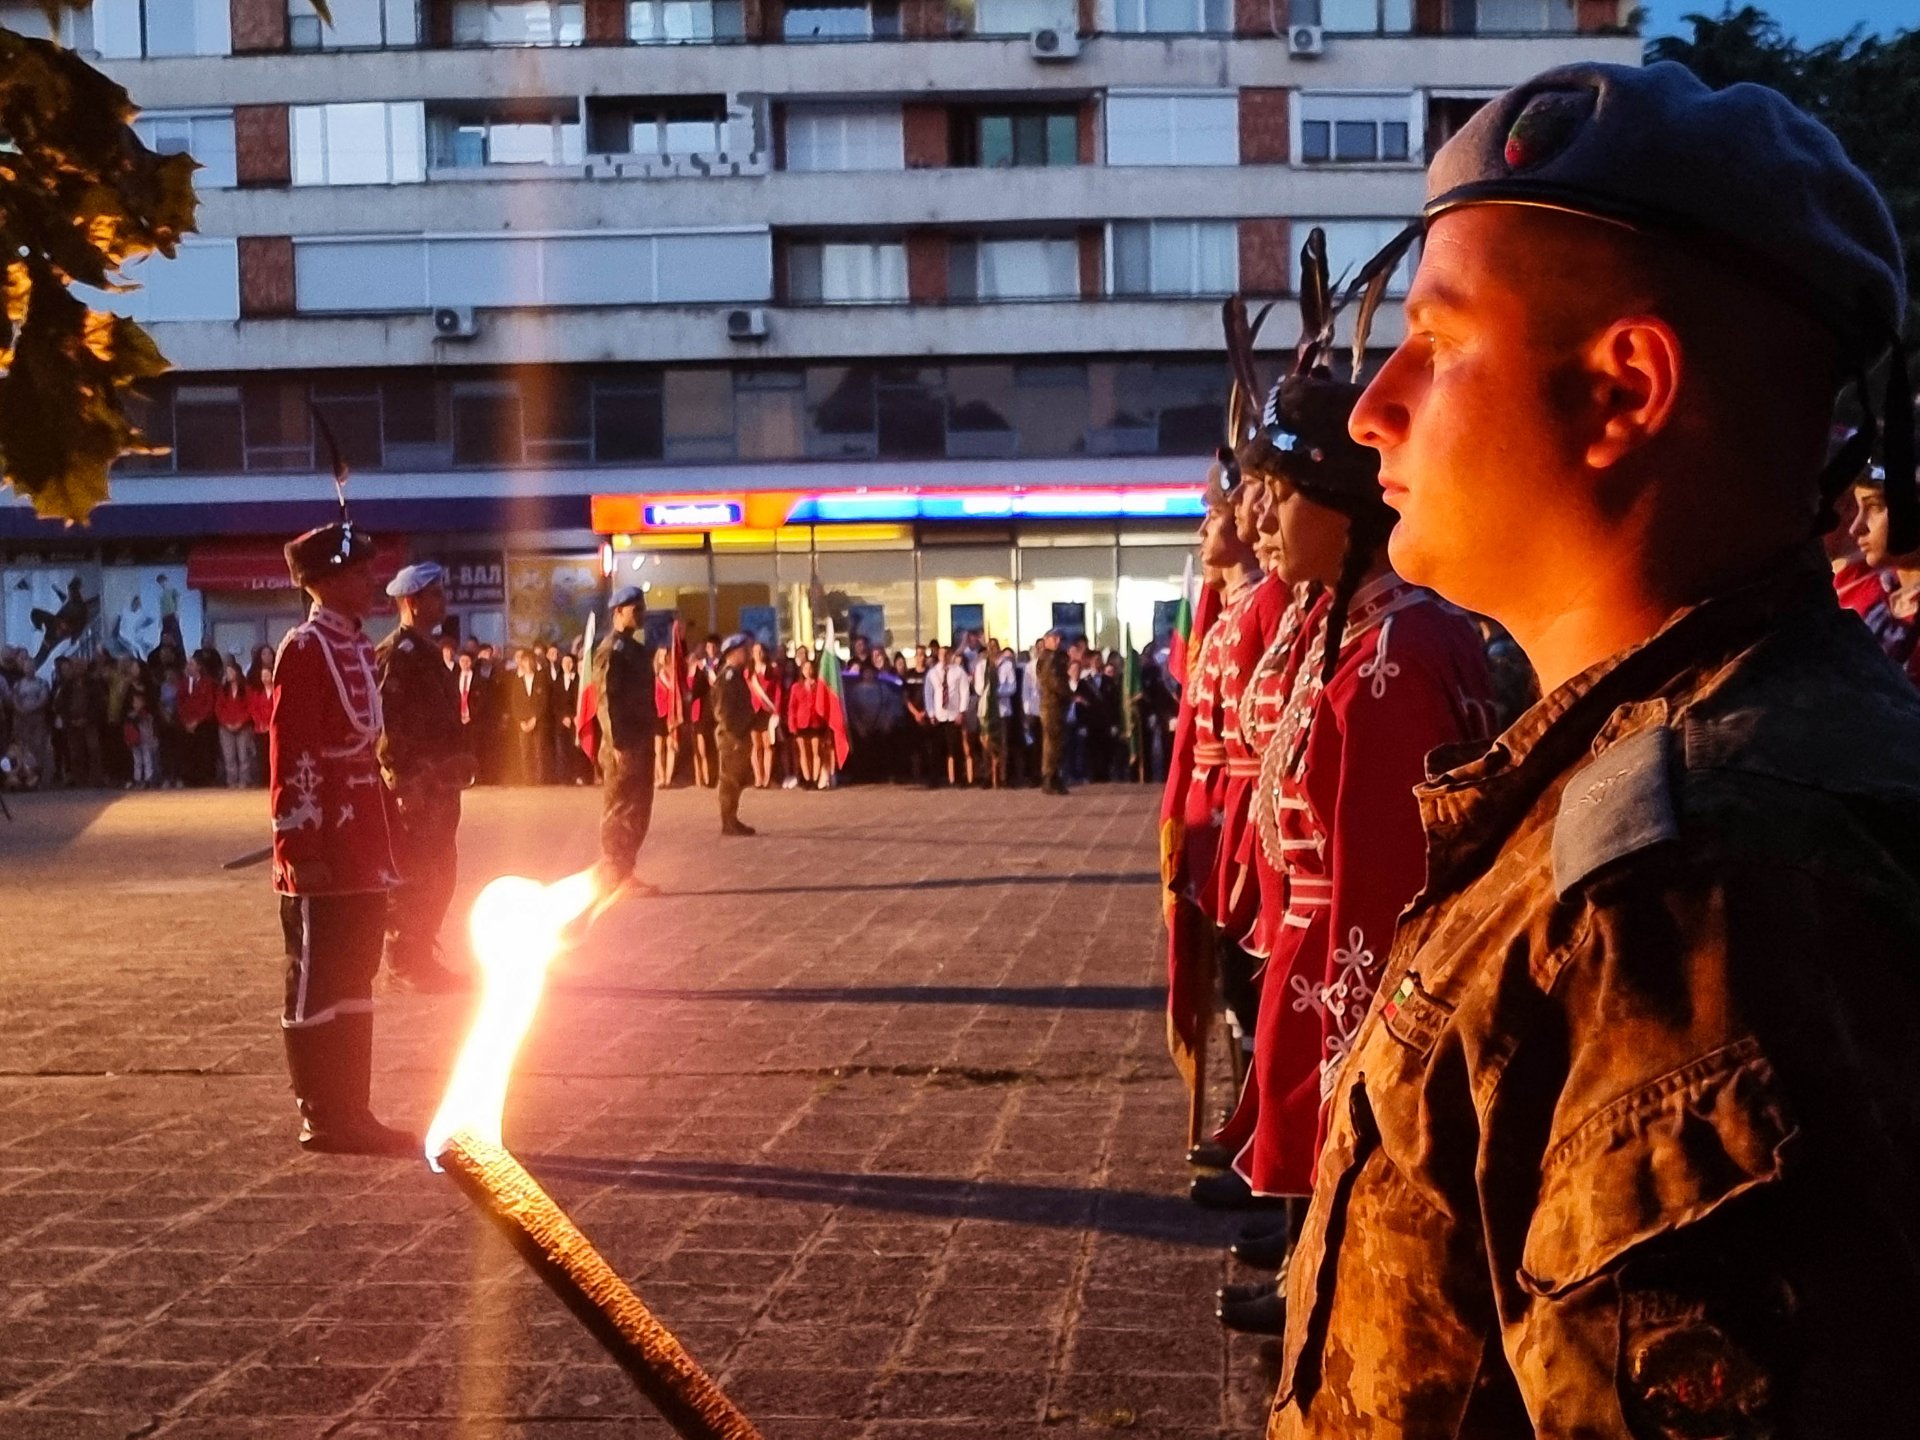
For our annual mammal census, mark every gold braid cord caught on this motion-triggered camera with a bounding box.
[441,1135,763,1440]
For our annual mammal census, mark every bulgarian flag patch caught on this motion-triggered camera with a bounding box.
[1382,974,1416,1020]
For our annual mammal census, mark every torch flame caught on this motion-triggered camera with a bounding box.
[426,868,599,1167]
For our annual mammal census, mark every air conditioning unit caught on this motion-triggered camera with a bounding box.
[432,306,478,339]
[726,307,769,341]
[1288,24,1325,57]
[1029,27,1080,61]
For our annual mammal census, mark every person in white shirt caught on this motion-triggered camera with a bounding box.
[936,647,974,785]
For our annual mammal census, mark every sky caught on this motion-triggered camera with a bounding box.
[1641,0,1917,42]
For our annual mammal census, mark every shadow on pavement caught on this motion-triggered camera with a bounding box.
[550,982,1162,1011]
[664,870,1158,899]
[524,1154,1222,1244]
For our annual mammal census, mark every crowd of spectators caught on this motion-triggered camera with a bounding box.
[0,640,272,793]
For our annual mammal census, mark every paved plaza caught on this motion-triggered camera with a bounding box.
[0,784,1271,1439]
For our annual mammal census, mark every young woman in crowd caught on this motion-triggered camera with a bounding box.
[747,640,782,789]
[247,657,272,783]
[652,647,680,788]
[214,660,255,788]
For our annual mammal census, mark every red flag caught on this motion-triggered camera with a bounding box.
[668,620,689,730]
[576,672,599,767]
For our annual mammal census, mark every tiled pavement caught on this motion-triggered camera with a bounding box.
[0,783,1275,1438]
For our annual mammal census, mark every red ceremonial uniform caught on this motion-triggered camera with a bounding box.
[1222,576,1497,1196]
[1203,573,1290,937]
[1180,574,1269,918]
[270,606,398,897]
[1229,585,1316,960]
[1162,580,1222,1080]
[1833,556,1905,658]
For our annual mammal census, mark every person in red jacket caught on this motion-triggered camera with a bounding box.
[268,520,412,1155]
[247,657,273,781]
[746,641,782,788]
[214,660,255,788]
[176,653,218,786]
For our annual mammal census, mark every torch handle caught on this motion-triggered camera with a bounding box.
[441,1135,764,1440]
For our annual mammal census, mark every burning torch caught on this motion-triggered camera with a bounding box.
[427,871,762,1440]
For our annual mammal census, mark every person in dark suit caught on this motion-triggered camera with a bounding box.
[550,650,584,784]
[507,647,550,784]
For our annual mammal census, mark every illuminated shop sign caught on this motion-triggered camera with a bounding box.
[643,500,743,528]
[790,488,1206,523]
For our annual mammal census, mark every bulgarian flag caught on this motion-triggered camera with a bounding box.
[667,619,689,730]
[816,619,852,766]
[1167,555,1197,686]
[576,609,599,766]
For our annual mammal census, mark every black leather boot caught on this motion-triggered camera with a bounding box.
[1189,1168,1287,1211]
[1217,1288,1286,1335]
[285,1016,418,1156]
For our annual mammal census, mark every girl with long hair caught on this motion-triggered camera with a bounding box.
[746,640,781,788]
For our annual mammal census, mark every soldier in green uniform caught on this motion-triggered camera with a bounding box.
[1036,629,1071,795]
[591,586,660,900]
[375,563,471,993]
[1266,63,1920,1438]
[713,632,756,836]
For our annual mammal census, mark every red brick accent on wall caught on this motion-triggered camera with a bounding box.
[1576,0,1623,30]
[1239,88,1289,165]
[1414,0,1444,33]
[1239,219,1291,297]
[1077,100,1098,166]
[906,232,948,303]
[1076,0,1097,33]
[584,0,626,42]
[234,104,291,188]
[239,236,296,317]
[903,0,947,38]
[747,0,782,41]
[1232,0,1271,37]
[1078,228,1102,298]
[231,0,286,52]
[903,104,948,169]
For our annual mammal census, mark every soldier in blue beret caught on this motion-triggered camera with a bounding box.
[712,632,757,836]
[1266,62,1920,1438]
[590,585,661,903]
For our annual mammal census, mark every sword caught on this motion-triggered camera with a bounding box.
[222,845,273,871]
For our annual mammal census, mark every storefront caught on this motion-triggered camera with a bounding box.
[590,485,1203,655]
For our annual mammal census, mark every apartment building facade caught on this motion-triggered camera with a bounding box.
[0,0,1636,666]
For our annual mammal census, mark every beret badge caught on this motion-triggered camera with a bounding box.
[1503,88,1594,172]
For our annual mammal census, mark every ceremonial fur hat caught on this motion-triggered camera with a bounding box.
[1417,60,1914,548]
[385,561,444,599]
[285,523,374,587]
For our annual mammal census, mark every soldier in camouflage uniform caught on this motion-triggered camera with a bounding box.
[713,632,756,835]
[1268,63,1920,1437]
[375,563,472,993]
[1035,630,1072,795]
[591,586,660,899]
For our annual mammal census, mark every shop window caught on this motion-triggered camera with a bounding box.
[1110,221,1237,297]
[243,381,313,471]
[788,241,908,305]
[806,366,878,458]
[1104,92,1237,167]
[173,385,245,473]
[1298,92,1416,165]
[1109,0,1230,35]
[782,105,904,172]
[663,370,735,460]
[592,379,665,461]
[952,108,1077,169]
[132,112,237,190]
[311,381,385,471]
[292,103,428,185]
[449,0,584,45]
[452,381,525,466]
[628,0,745,42]
[783,0,893,41]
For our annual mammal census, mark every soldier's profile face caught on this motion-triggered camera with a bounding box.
[1351,206,1590,619]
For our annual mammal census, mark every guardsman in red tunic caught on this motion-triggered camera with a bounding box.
[1849,462,1920,684]
[271,521,414,1154]
[1211,233,1499,1332]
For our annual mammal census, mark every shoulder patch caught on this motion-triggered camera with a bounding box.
[398,638,415,653]
[1552,726,1678,900]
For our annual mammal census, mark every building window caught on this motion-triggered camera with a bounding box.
[953,108,1077,169]
[450,0,584,45]
[429,104,584,169]
[783,0,895,42]
[1292,220,1420,296]
[242,381,314,471]
[971,0,1074,32]
[74,239,241,323]
[948,238,1079,302]
[627,0,744,42]
[523,374,594,464]
[1109,0,1230,35]
[1297,92,1417,165]
[1468,0,1577,33]
[788,241,909,305]
[92,0,232,58]
[132,112,237,190]
[594,378,666,461]
[311,380,386,471]
[451,381,525,466]
[1110,221,1236,298]
[782,105,904,172]
[1104,92,1238,167]
[289,0,417,48]
[1298,0,1413,32]
[173,385,245,472]
[292,103,428,186]
[664,370,735,460]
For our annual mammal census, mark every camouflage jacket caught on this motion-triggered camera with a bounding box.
[1271,556,1920,1439]
[374,624,468,795]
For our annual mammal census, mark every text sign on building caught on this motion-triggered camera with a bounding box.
[442,552,506,608]
[644,500,743,529]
